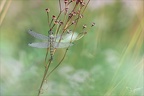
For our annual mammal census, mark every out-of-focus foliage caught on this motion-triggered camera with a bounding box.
[0,0,143,96]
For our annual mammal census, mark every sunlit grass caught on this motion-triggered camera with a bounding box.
[0,0,12,26]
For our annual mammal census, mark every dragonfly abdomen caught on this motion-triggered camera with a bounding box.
[49,35,55,59]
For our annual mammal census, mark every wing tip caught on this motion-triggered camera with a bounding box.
[28,29,32,33]
[28,43,33,46]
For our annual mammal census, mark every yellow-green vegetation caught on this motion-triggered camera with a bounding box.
[0,0,143,96]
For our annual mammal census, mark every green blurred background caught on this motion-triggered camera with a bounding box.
[0,0,143,96]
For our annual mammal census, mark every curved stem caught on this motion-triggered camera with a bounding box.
[37,59,52,96]
[46,48,68,78]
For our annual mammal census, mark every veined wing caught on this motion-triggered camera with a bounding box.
[54,42,73,48]
[28,30,64,40]
[28,42,49,48]
[28,30,49,40]
[60,32,78,42]
[28,42,73,48]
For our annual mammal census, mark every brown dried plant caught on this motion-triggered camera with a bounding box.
[28,0,95,96]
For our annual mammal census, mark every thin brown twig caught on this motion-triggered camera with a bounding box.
[37,59,52,96]
[59,0,62,12]
[81,0,90,14]
[44,48,49,67]
[46,48,68,78]
[46,12,50,28]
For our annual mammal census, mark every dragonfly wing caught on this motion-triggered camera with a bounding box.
[56,32,78,42]
[54,42,73,48]
[28,42,49,48]
[54,35,64,41]
[28,30,49,40]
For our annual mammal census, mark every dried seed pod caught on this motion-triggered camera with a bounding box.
[91,22,95,27]
[52,15,56,20]
[83,24,87,29]
[59,21,63,25]
[79,14,83,18]
[72,21,76,24]
[71,11,76,16]
[76,0,81,3]
[68,13,72,18]
[54,20,59,24]
[64,0,68,4]
[67,29,72,34]
[45,8,50,12]
[81,1,85,6]
[73,11,77,16]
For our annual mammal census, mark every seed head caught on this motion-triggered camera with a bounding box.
[71,11,76,16]
[52,15,56,20]
[91,22,95,27]
[80,1,85,6]
[76,0,83,4]
[83,24,87,29]
[67,29,72,34]
[68,13,72,18]
[72,21,76,24]
[54,20,59,24]
[59,21,63,25]
[64,0,68,4]
[45,8,50,12]
[79,14,83,18]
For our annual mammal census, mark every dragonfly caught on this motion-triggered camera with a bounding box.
[28,29,74,60]
[28,29,86,59]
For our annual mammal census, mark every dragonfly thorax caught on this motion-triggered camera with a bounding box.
[49,35,54,38]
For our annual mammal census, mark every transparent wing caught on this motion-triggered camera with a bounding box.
[54,34,64,41]
[54,33,76,42]
[28,42,49,48]
[28,30,49,40]
[54,42,73,48]
[59,32,79,42]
